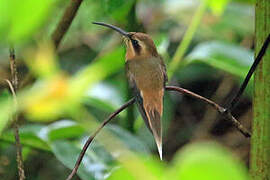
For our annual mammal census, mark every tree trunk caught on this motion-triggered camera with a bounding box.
[250,0,270,179]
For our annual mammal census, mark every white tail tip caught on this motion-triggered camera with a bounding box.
[157,143,163,160]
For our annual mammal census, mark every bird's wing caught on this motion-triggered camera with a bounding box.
[125,59,165,159]
[125,61,151,130]
[158,55,168,86]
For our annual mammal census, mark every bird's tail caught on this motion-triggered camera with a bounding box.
[145,108,162,160]
[141,90,163,160]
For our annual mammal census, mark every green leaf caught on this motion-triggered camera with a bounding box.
[216,4,254,35]
[84,82,124,113]
[46,120,86,141]
[51,140,109,180]
[186,41,253,78]
[43,120,151,177]
[207,0,230,16]
[0,89,11,100]
[0,97,13,134]
[109,166,136,180]
[83,97,116,113]
[0,0,55,43]
[104,0,135,22]
[31,120,86,141]
[10,0,53,42]
[106,125,150,154]
[167,142,249,180]
[87,140,115,166]
[108,156,164,180]
[0,0,9,40]
[70,47,125,98]
[1,124,50,151]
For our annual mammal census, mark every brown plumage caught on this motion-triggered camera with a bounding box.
[93,23,167,159]
[125,33,167,159]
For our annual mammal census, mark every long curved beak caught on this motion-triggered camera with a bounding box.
[92,22,130,38]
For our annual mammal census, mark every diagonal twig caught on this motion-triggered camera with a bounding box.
[227,33,270,111]
[52,0,84,49]
[165,86,251,138]
[66,85,250,179]
[8,47,25,180]
[66,98,136,180]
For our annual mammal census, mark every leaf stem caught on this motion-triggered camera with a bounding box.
[168,0,208,78]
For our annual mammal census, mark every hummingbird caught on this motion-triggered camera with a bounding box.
[93,22,167,159]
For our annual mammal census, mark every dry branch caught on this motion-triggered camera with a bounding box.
[66,85,250,179]
[52,0,84,49]
[66,98,136,180]
[165,86,251,138]
[8,47,25,180]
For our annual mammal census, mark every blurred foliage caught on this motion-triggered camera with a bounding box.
[109,142,249,180]
[186,41,253,78]
[0,0,56,44]
[103,0,135,22]
[207,0,230,16]
[0,0,255,179]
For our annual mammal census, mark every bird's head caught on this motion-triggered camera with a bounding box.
[93,22,158,60]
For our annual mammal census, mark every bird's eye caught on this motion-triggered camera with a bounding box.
[131,39,141,53]
[132,39,139,47]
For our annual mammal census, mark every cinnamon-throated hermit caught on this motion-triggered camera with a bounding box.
[93,22,167,159]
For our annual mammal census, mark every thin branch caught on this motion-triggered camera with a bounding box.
[52,0,83,49]
[166,86,224,112]
[228,33,270,111]
[66,98,136,180]
[9,47,18,90]
[66,85,251,179]
[8,47,25,180]
[165,86,251,137]
[4,79,17,106]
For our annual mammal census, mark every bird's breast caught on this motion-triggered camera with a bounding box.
[126,58,164,91]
